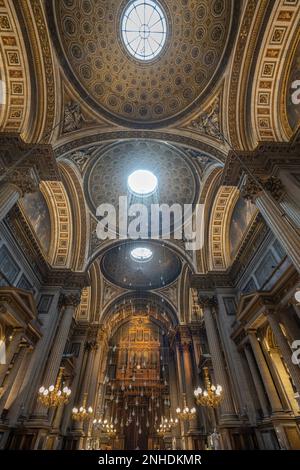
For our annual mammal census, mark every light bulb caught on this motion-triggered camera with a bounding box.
[39,386,45,394]
[49,385,54,392]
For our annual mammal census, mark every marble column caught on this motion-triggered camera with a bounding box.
[242,176,300,272]
[247,331,283,413]
[266,310,300,395]
[244,344,269,418]
[198,295,236,420]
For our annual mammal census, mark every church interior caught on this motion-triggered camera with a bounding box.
[0,0,300,451]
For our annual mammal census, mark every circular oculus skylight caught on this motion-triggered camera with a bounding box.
[121,0,167,62]
[127,169,158,196]
[130,247,153,261]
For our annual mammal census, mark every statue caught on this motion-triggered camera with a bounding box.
[210,429,222,450]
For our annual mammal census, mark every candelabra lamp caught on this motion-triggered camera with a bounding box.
[194,367,223,408]
[157,416,179,436]
[176,394,196,421]
[38,367,71,408]
[104,423,117,438]
[93,417,108,430]
[72,393,93,421]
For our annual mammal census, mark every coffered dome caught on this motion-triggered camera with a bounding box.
[47,0,237,127]
[84,140,199,216]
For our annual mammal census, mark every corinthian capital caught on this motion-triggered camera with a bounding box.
[240,176,261,203]
[5,168,38,197]
[241,175,284,203]
[263,176,284,202]
[198,294,218,309]
[59,291,81,309]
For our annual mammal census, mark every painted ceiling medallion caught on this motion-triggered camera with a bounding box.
[121,0,167,62]
[48,0,237,127]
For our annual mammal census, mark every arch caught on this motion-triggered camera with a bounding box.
[250,0,300,144]
[85,237,197,276]
[42,180,73,268]
[197,166,223,273]
[0,0,31,136]
[53,130,226,164]
[59,162,88,271]
[208,185,239,271]
[100,291,179,334]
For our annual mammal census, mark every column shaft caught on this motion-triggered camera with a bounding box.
[267,313,300,395]
[248,332,282,413]
[244,345,269,417]
[255,193,300,272]
[203,306,236,418]
[0,183,20,221]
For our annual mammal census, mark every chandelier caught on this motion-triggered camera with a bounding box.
[194,367,223,408]
[176,394,196,421]
[104,423,117,438]
[38,367,71,408]
[157,416,179,436]
[72,393,93,421]
[93,417,108,430]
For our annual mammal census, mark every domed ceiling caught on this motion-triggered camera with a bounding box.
[47,0,238,127]
[85,140,199,216]
[100,241,181,290]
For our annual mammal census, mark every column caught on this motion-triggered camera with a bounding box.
[73,341,95,435]
[0,342,28,415]
[42,292,81,388]
[0,183,21,221]
[34,291,81,417]
[266,310,300,395]
[0,328,24,386]
[198,295,236,420]
[248,331,283,413]
[242,175,300,272]
[244,344,269,418]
